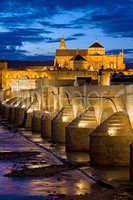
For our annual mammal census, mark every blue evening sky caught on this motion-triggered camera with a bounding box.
[0,0,133,61]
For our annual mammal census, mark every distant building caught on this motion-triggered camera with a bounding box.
[0,38,133,89]
[111,72,133,84]
[0,60,8,88]
[54,36,125,71]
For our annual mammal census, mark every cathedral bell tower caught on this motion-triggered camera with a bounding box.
[119,48,124,57]
[54,36,67,66]
[59,36,67,49]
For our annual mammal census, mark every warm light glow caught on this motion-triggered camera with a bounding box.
[27,107,39,113]
[73,105,78,118]
[14,100,21,107]
[78,121,88,128]
[62,116,69,122]
[76,181,85,190]
[27,108,33,113]
[22,104,26,108]
[75,180,90,195]
[108,128,116,136]
[14,103,20,107]
[55,39,125,71]
[44,111,50,114]
[11,78,37,91]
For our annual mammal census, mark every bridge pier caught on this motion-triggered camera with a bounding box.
[66,107,98,152]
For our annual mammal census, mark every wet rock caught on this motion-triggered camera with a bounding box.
[5,163,83,177]
[0,151,39,160]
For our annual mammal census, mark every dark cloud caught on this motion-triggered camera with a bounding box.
[0,0,132,60]
[45,36,77,43]
[0,42,53,60]
[0,45,28,60]
[72,1,133,38]
[72,33,85,37]
[40,21,77,29]
[0,28,49,47]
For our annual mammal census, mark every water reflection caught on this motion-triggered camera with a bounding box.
[75,179,91,195]
[0,161,97,196]
[0,128,128,198]
[66,152,90,163]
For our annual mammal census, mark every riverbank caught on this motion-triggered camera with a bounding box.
[0,118,133,199]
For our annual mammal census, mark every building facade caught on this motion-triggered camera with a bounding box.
[0,38,133,90]
[0,60,8,88]
[54,37,125,71]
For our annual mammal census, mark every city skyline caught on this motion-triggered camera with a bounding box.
[0,0,133,61]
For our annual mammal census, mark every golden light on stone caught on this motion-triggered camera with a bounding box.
[108,128,116,136]
[0,37,133,169]
[21,104,26,108]
[62,116,69,122]
[55,38,126,72]
[78,121,88,128]
[27,107,39,113]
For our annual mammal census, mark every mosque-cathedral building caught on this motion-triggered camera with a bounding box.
[0,36,132,89]
[54,37,125,71]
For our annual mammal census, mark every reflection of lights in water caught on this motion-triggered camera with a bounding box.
[76,180,90,195]
[32,138,42,142]
[67,152,90,163]
[76,181,84,190]
[58,187,69,195]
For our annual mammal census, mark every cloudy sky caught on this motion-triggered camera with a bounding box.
[0,0,133,61]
